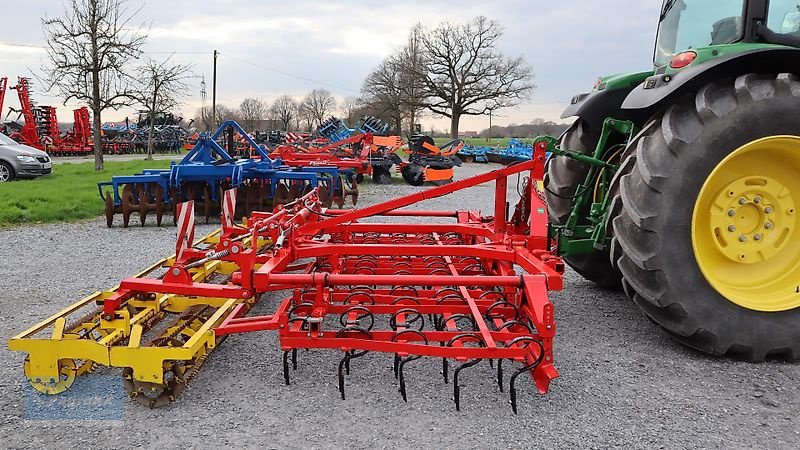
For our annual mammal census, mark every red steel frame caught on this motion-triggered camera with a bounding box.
[113,146,563,411]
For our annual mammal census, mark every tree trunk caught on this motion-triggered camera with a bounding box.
[450,113,460,139]
[146,90,157,160]
[409,110,416,135]
[394,112,402,136]
[146,110,155,160]
[92,76,103,170]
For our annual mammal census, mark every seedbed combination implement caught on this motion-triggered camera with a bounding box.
[10,146,563,412]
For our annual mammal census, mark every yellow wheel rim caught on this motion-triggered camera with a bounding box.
[693,136,800,312]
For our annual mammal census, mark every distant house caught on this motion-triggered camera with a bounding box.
[458,131,478,138]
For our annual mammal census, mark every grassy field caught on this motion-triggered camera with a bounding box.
[0,159,171,227]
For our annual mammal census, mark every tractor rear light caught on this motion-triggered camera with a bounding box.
[670,51,697,69]
[593,77,602,90]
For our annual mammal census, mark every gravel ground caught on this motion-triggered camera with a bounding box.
[0,163,798,449]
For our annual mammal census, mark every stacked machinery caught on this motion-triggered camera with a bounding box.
[1,77,92,155]
[99,121,359,227]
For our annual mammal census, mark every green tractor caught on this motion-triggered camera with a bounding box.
[544,0,800,360]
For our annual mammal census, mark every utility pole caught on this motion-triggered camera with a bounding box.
[212,50,218,129]
[488,110,492,143]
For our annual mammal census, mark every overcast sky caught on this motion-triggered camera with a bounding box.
[0,0,662,132]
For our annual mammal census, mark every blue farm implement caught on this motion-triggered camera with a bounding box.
[487,139,533,165]
[457,145,491,163]
[98,121,358,227]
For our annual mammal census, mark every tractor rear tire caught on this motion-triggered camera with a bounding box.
[545,119,621,289]
[612,73,800,360]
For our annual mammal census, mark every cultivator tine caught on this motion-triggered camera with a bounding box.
[497,359,504,392]
[282,351,291,385]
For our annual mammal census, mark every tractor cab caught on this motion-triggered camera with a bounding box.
[655,0,800,69]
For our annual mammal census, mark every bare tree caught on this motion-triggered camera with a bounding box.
[418,16,534,138]
[214,105,240,124]
[340,96,359,124]
[397,24,426,133]
[299,89,336,130]
[239,97,268,132]
[42,0,147,170]
[134,56,193,159]
[269,95,298,131]
[360,56,404,134]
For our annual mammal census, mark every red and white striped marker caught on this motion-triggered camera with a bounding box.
[221,188,237,228]
[175,200,195,261]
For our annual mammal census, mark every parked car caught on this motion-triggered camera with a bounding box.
[0,132,52,182]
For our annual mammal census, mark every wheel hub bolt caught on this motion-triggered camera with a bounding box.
[765,222,774,230]
[754,234,763,241]
[765,207,774,214]
[754,196,762,204]
[728,225,736,232]
[728,209,736,217]
[739,197,747,205]
[739,235,748,242]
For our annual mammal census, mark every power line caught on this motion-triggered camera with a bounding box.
[0,41,208,55]
[219,52,360,94]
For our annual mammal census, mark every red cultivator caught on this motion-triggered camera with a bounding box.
[10,145,563,412]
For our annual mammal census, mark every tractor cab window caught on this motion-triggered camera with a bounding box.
[767,1,800,34]
[655,0,746,66]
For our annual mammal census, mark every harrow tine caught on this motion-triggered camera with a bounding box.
[497,359,504,392]
[453,358,482,411]
[507,338,545,414]
[442,357,449,384]
[282,351,291,385]
[398,355,421,403]
[337,350,368,400]
[292,348,298,370]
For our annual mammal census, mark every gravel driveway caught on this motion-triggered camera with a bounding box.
[0,163,797,449]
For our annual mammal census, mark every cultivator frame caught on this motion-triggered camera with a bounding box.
[11,146,564,412]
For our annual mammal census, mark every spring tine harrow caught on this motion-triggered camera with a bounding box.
[10,147,564,412]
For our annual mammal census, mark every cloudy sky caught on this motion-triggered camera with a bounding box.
[0,0,661,132]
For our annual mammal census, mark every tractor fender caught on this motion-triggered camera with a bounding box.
[560,87,637,130]
[622,47,800,115]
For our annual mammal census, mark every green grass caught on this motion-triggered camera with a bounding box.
[0,159,171,227]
